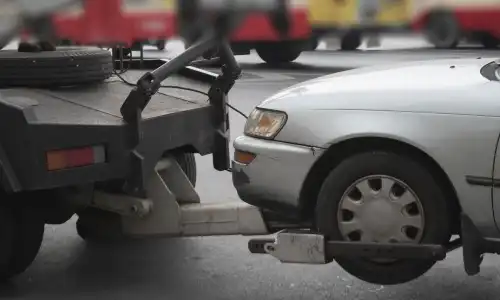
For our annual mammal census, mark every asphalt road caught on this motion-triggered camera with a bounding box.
[3,39,500,300]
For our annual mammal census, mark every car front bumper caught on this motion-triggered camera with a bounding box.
[231,135,324,214]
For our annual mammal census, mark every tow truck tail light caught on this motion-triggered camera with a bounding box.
[46,145,106,171]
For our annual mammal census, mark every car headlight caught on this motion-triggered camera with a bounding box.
[244,108,287,139]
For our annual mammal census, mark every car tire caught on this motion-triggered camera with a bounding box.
[340,30,362,51]
[424,11,461,49]
[315,151,452,285]
[0,47,113,88]
[256,42,302,65]
[6,202,45,278]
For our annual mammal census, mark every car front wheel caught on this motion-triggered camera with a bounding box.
[315,151,452,285]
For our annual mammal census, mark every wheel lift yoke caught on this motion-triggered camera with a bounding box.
[248,230,460,265]
[119,27,239,198]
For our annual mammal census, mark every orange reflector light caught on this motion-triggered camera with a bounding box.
[234,150,256,165]
[46,145,106,171]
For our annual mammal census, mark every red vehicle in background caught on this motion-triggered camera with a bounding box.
[227,0,314,64]
[51,0,313,64]
[411,0,500,49]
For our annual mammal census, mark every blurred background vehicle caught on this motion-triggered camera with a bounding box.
[412,0,500,49]
[308,0,411,51]
[17,0,500,64]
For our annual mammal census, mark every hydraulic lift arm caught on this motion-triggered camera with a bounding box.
[119,33,238,198]
[117,0,289,196]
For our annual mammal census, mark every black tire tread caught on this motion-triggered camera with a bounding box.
[7,202,45,278]
[169,152,197,187]
[0,47,113,88]
[0,204,14,282]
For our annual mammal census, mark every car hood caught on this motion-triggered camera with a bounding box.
[260,58,500,117]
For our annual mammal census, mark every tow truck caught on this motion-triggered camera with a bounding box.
[0,0,296,280]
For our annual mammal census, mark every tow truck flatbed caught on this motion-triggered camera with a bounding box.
[0,71,211,124]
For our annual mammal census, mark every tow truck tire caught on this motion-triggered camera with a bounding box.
[0,47,113,88]
[6,203,45,279]
[424,11,461,49]
[256,42,302,65]
[315,151,452,285]
[0,205,15,282]
[76,208,122,242]
[168,152,197,187]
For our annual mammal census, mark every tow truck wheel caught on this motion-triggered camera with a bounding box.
[315,151,452,285]
[0,204,15,282]
[7,202,45,278]
[256,42,302,65]
[76,208,122,242]
[0,201,44,282]
[167,152,197,187]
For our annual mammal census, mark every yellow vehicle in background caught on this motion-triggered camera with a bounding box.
[307,0,413,50]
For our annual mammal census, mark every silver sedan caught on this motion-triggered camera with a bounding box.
[232,57,500,285]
